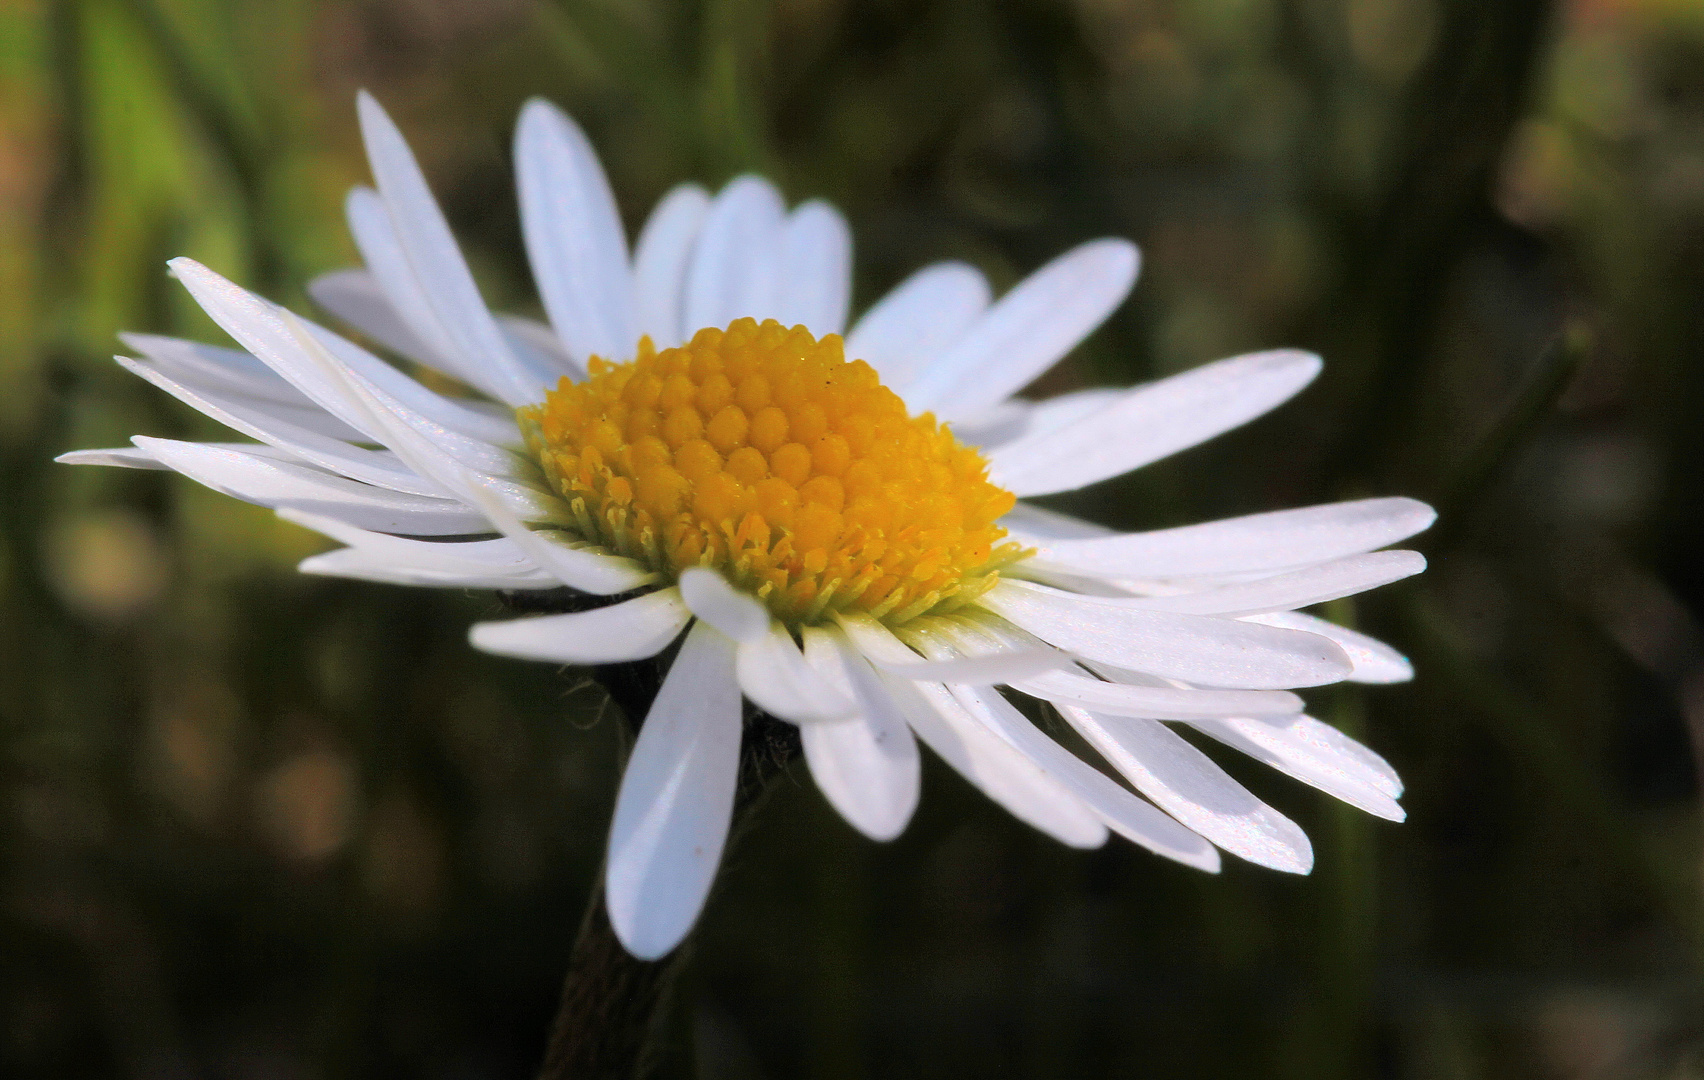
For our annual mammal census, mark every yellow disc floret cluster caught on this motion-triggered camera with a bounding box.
[518,317,1026,626]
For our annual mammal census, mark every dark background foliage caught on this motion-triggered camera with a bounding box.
[2,0,1701,1076]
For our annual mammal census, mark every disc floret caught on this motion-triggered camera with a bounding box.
[519,318,1025,626]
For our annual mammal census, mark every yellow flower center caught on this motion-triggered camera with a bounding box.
[519,317,1026,626]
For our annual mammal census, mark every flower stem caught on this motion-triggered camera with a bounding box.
[536,882,687,1080]
[508,602,801,1080]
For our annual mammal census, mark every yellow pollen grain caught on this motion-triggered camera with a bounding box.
[518,318,1026,625]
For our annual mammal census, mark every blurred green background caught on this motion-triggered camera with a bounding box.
[3,0,1702,1076]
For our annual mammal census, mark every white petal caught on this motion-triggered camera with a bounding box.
[980,580,1353,689]
[1012,498,1437,579]
[280,507,555,588]
[132,437,491,535]
[1189,714,1405,821]
[874,673,1106,847]
[169,258,520,448]
[1058,704,1313,873]
[56,447,172,470]
[456,483,654,595]
[282,325,653,594]
[633,184,711,349]
[117,357,454,498]
[1000,502,1117,540]
[118,344,369,444]
[774,200,852,336]
[470,588,690,663]
[1011,669,1302,720]
[834,610,1068,683]
[514,98,635,365]
[270,313,545,498]
[121,332,333,413]
[342,187,469,378]
[298,547,556,589]
[1243,611,1414,684]
[63,441,311,470]
[300,322,523,451]
[606,620,742,960]
[987,349,1323,497]
[308,263,446,372]
[356,92,541,407]
[1084,551,1427,617]
[170,259,392,443]
[678,567,769,642]
[735,621,856,723]
[684,176,786,333]
[953,387,1124,452]
[903,239,1139,421]
[1285,713,1403,797]
[953,685,1220,871]
[497,314,585,385]
[799,628,921,841]
[280,331,554,516]
[845,261,991,390]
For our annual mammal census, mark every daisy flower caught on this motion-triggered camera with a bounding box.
[60,92,1432,960]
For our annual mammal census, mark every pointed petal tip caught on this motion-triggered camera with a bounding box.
[1401,496,1440,534]
[355,87,384,121]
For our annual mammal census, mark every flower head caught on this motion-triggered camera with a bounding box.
[61,91,1433,960]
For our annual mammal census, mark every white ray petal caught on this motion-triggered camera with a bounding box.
[117,357,454,498]
[470,588,691,663]
[606,620,742,960]
[684,176,787,332]
[735,621,856,723]
[951,686,1220,871]
[1290,713,1402,796]
[56,447,173,470]
[497,314,585,385]
[341,188,475,381]
[297,548,556,589]
[1012,498,1437,579]
[875,673,1106,848]
[952,387,1124,453]
[980,581,1353,689]
[633,184,711,349]
[169,258,521,448]
[308,266,443,370]
[515,98,635,366]
[122,358,374,445]
[833,610,1068,683]
[1244,611,1414,684]
[170,258,391,443]
[1079,551,1427,617]
[356,92,540,407]
[903,239,1139,421]
[301,329,528,478]
[799,628,921,841]
[458,483,654,596]
[1000,501,1117,540]
[845,261,991,390]
[131,437,490,535]
[678,567,769,643]
[1188,715,1405,821]
[282,318,652,594]
[1010,669,1303,720]
[279,507,553,590]
[1058,705,1313,873]
[121,332,332,412]
[988,349,1323,497]
[774,200,852,336]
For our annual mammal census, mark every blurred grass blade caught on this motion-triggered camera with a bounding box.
[1427,322,1588,552]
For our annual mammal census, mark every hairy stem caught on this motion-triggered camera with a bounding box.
[505,591,799,1080]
